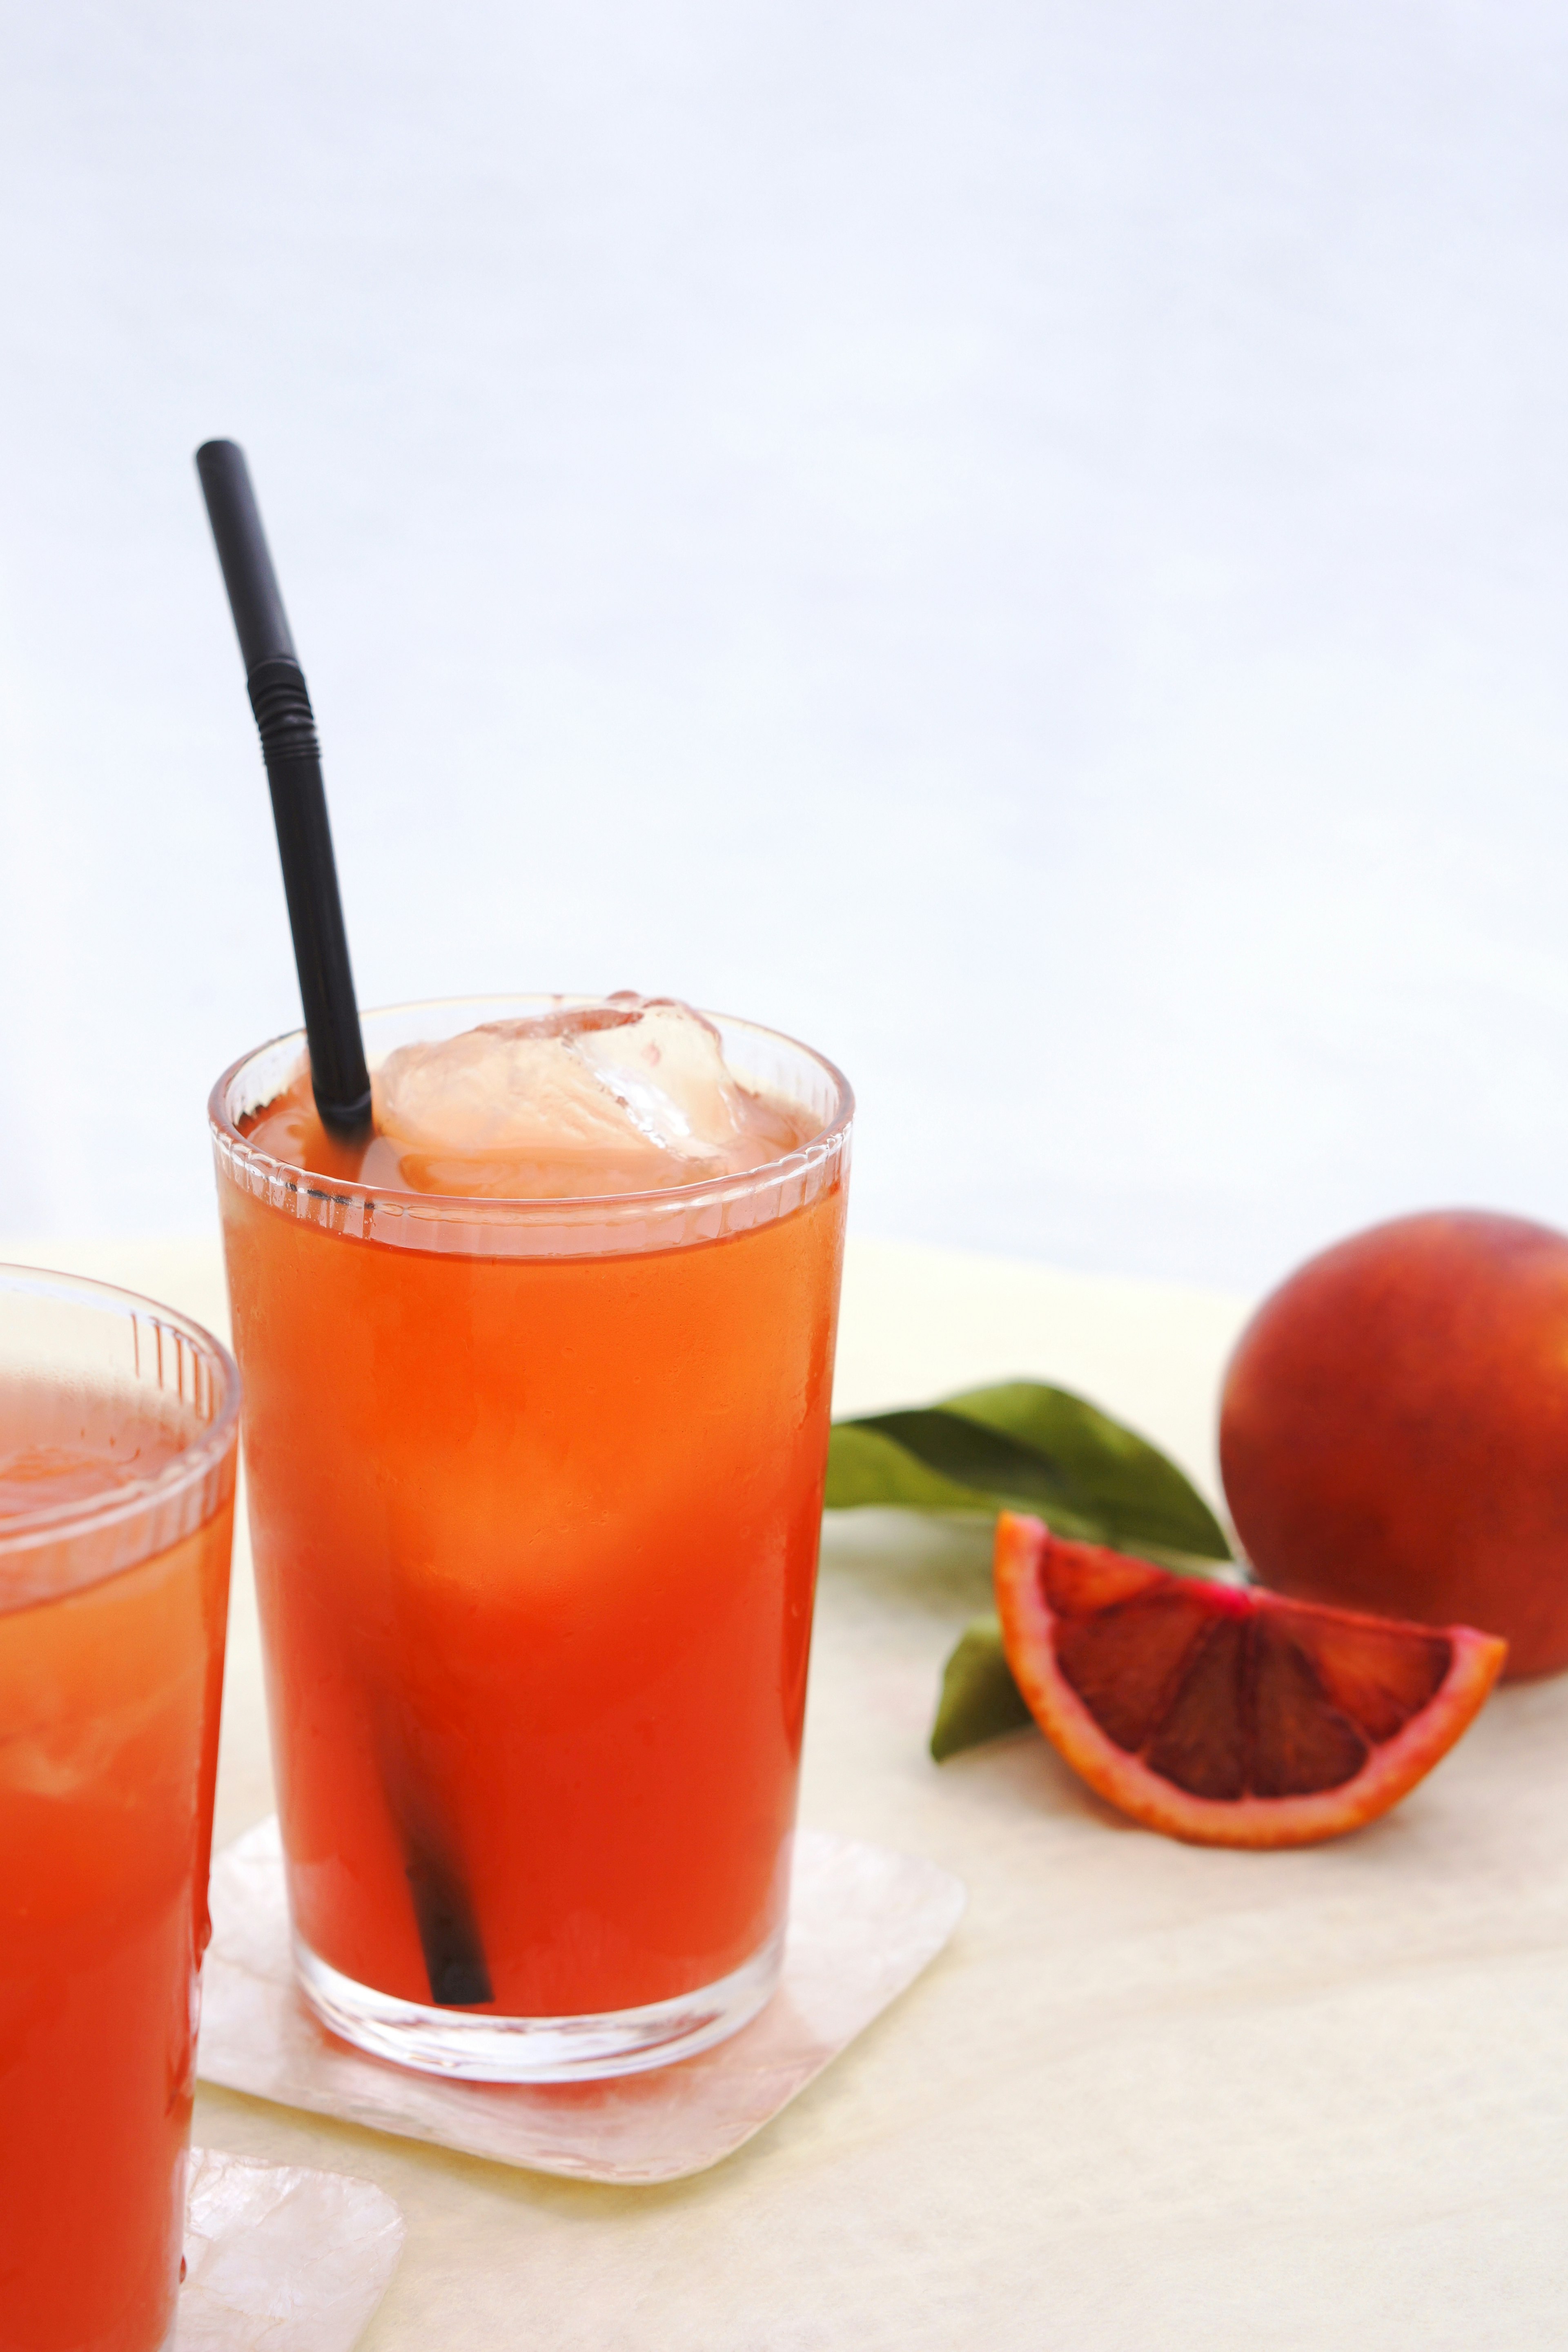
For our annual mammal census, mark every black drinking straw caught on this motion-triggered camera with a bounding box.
[196,439,492,2007]
[195,441,371,1135]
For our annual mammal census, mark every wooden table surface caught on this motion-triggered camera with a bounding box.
[11,1232,1566,2352]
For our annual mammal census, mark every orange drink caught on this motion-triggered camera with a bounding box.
[212,997,850,2078]
[0,1269,236,2352]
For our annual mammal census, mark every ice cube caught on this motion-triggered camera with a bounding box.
[370,996,807,1199]
[573,998,753,1162]
[374,1017,648,1160]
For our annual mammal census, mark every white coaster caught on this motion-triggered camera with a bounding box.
[178,2148,403,2350]
[199,1817,966,2185]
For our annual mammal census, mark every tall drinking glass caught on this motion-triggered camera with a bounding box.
[210,997,851,2080]
[0,1267,238,2352]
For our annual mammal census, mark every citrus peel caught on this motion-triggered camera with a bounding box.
[993,1512,1507,1848]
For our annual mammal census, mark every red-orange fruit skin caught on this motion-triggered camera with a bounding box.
[1221,1210,1568,1681]
[994,1515,1506,1849]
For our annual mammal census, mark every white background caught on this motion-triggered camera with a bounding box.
[4,0,1568,1291]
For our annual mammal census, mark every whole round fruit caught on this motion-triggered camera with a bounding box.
[1220,1209,1568,1680]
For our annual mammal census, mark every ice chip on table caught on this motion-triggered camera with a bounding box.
[369,995,809,1198]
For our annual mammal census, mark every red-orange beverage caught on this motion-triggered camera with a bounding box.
[0,1271,236,2352]
[212,997,851,2078]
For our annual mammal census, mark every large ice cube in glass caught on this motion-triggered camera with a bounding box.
[371,996,806,1198]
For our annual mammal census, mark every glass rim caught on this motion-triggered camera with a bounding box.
[207,993,856,1227]
[0,1263,241,1557]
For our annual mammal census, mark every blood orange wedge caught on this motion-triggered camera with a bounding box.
[994,1513,1507,1848]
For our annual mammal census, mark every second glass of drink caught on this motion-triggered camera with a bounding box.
[0,1267,237,2352]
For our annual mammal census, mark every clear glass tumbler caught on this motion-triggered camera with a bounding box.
[0,1266,238,2352]
[211,996,851,2081]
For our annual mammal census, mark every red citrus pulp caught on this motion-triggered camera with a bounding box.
[994,1514,1506,1847]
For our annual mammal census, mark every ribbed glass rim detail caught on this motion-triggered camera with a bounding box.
[209,996,854,1261]
[0,1263,240,1590]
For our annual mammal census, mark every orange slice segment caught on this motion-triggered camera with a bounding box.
[994,1513,1507,1848]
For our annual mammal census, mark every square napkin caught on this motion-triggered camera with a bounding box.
[199,1817,965,2183]
[178,2148,403,2350]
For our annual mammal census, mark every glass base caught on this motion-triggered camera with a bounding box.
[292,1924,786,2082]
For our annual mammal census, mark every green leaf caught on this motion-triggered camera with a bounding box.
[930,1617,1034,1761]
[826,1379,1231,1567]
[823,1422,996,1513]
[943,1381,1231,1561]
